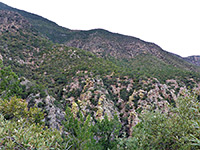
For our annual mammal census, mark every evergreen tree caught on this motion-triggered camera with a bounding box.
[62,106,95,150]
[93,114,121,150]
[0,61,22,99]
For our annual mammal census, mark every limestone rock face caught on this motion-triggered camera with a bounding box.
[62,71,200,136]
[64,73,119,121]
[20,77,34,90]
[44,95,65,129]
[26,94,65,129]
[21,78,65,129]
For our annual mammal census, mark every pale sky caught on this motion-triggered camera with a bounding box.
[1,0,200,57]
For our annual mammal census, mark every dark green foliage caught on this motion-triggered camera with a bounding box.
[109,54,200,84]
[120,88,129,101]
[93,114,121,150]
[90,97,98,106]
[0,114,66,149]
[62,105,122,150]
[0,61,22,99]
[62,106,95,150]
[197,95,200,102]
[0,96,45,125]
[66,89,82,99]
[1,26,200,102]
[133,95,140,108]
[117,92,200,150]
[1,3,200,149]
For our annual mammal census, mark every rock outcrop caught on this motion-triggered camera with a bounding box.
[21,78,65,129]
[62,71,200,136]
[184,55,200,66]
[0,10,31,33]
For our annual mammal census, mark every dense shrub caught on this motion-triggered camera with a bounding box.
[62,106,122,150]
[62,106,95,150]
[0,97,67,149]
[93,114,121,150]
[0,96,44,125]
[0,115,65,149]
[117,92,200,150]
[0,61,22,99]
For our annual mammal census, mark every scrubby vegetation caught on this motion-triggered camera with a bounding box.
[1,4,200,149]
[0,62,122,149]
[117,92,200,150]
[1,68,200,149]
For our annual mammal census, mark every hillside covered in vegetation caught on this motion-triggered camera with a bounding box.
[0,2,200,149]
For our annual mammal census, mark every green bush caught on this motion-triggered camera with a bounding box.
[0,115,65,149]
[62,106,95,150]
[93,114,121,150]
[0,96,44,125]
[117,92,200,150]
[0,61,22,99]
[120,88,129,101]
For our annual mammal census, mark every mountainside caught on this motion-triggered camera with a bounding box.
[0,2,199,74]
[0,2,200,149]
[0,2,72,43]
[184,55,200,66]
[0,8,200,134]
[64,29,200,73]
[0,10,31,32]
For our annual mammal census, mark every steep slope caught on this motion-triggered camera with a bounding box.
[0,10,31,32]
[0,10,125,98]
[184,55,200,66]
[1,9,200,139]
[1,11,199,101]
[64,29,200,73]
[0,10,200,94]
[0,2,72,43]
[0,2,199,73]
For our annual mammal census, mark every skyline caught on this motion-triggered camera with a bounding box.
[1,0,200,57]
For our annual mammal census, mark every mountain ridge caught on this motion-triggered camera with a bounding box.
[0,4,200,92]
[0,2,198,60]
[0,3,200,148]
[184,55,200,66]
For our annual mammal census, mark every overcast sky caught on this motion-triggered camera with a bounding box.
[1,0,200,57]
